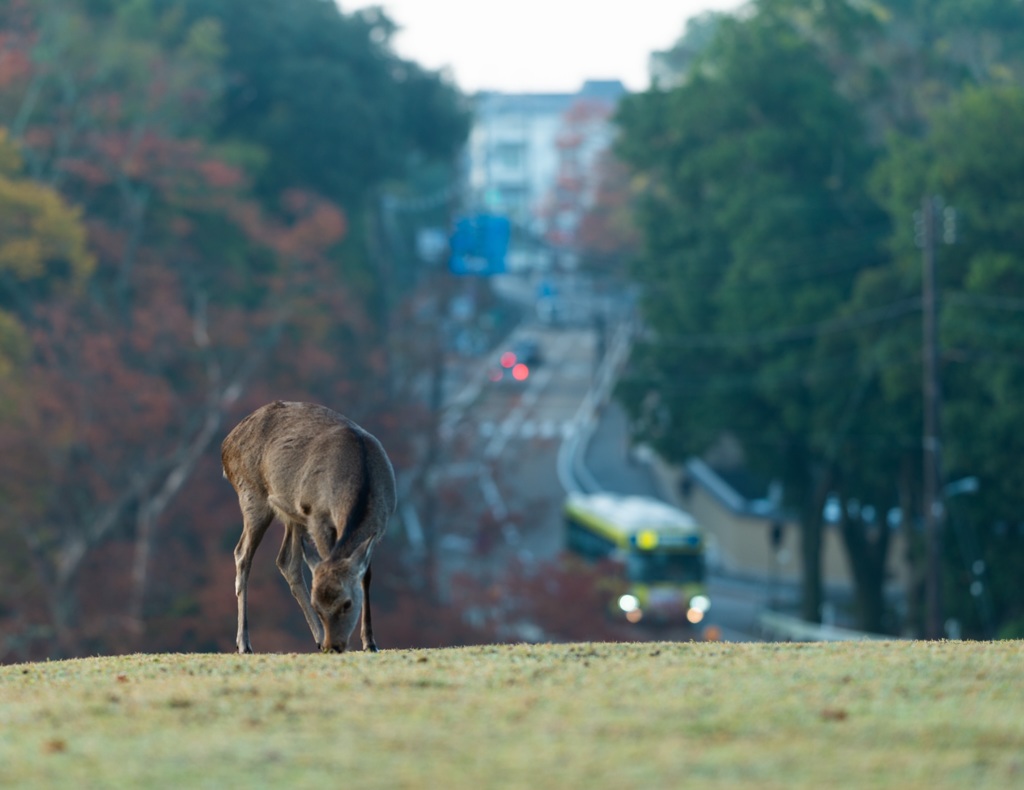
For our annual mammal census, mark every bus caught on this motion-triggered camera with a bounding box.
[563,491,709,626]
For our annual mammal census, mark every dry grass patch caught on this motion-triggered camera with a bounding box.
[1,640,1022,788]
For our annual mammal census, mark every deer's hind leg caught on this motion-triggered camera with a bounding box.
[277,522,324,647]
[234,500,274,654]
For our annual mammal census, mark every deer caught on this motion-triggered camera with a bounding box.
[221,401,396,654]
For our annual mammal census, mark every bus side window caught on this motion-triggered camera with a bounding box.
[566,518,615,560]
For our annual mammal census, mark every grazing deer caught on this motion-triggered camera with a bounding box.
[221,401,396,654]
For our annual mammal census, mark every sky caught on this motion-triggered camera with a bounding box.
[338,1,744,94]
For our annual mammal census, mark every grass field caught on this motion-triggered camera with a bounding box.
[1,640,1022,788]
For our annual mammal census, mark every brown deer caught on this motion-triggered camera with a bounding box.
[221,401,396,654]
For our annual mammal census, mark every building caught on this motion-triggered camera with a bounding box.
[466,80,626,270]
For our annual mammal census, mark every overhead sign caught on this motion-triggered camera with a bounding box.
[449,214,510,276]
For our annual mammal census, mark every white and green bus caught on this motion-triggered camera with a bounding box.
[564,492,710,626]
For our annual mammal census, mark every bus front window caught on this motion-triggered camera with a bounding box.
[626,551,704,584]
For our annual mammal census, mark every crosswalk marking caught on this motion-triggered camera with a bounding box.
[479,418,573,443]
[440,416,579,445]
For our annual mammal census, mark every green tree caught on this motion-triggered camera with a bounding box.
[617,4,887,625]
[872,85,1024,637]
[159,0,468,209]
[618,0,1024,635]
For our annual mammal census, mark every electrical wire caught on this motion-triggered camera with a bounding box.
[650,296,921,349]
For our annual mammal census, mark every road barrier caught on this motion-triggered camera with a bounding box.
[758,609,892,642]
[556,320,634,494]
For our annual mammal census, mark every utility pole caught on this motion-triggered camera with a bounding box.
[919,195,944,640]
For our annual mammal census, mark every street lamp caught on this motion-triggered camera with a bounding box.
[932,475,981,639]
[943,476,979,498]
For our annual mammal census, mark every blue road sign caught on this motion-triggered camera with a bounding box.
[449,214,510,276]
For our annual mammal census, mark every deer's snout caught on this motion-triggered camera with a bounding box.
[320,641,346,654]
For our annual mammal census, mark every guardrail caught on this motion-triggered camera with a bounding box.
[758,609,893,642]
[556,320,634,494]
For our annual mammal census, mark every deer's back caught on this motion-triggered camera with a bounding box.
[222,401,396,529]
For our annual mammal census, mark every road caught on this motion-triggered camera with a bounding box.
[438,324,595,571]
[435,283,768,642]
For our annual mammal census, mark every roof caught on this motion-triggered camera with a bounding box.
[473,80,628,117]
[565,492,700,539]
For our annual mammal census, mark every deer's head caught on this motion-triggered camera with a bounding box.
[310,538,373,653]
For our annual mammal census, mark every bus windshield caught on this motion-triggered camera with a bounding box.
[626,551,704,584]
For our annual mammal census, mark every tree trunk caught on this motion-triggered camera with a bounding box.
[900,457,925,637]
[799,468,834,624]
[839,514,892,633]
[799,504,823,623]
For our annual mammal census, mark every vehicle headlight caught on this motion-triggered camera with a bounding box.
[618,594,640,613]
[689,594,710,613]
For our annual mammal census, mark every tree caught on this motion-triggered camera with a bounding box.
[159,0,469,210]
[0,127,95,655]
[616,3,887,625]
[871,85,1024,637]
[0,0,471,661]
[575,151,639,282]
[0,1,361,658]
[618,0,1024,635]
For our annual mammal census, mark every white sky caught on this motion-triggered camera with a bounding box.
[338,1,744,93]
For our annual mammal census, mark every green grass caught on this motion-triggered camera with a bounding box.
[1,640,1022,788]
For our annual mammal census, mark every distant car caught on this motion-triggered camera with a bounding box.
[510,338,542,367]
[489,338,543,383]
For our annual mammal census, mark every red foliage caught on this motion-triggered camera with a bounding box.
[198,159,244,190]
[0,42,31,87]
[0,2,444,664]
[231,190,348,265]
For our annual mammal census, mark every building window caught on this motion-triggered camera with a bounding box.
[494,143,525,170]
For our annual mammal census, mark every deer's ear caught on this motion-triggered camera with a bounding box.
[347,536,375,576]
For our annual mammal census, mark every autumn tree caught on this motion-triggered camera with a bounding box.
[575,151,639,283]
[0,0,471,661]
[0,1,359,658]
[0,127,96,655]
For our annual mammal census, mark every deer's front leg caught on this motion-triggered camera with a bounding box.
[361,563,378,652]
[277,523,324,648]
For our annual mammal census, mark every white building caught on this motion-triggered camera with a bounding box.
[466,80,626,269]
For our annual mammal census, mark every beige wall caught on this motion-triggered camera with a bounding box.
[651,458,910,593]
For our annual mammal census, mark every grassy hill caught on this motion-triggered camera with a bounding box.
[1,640,1022,788]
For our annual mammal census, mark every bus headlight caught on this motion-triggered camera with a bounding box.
[618,594,640,613]
[689,594,710,613]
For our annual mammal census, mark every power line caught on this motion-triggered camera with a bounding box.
[712,256,884,291]
[946,292,1024,312]
[651,297,920,349]
[647,221,892,276]
[627,348,912,393]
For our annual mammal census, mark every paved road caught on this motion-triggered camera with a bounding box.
[436,323,596,576]
[434,291,769,641]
